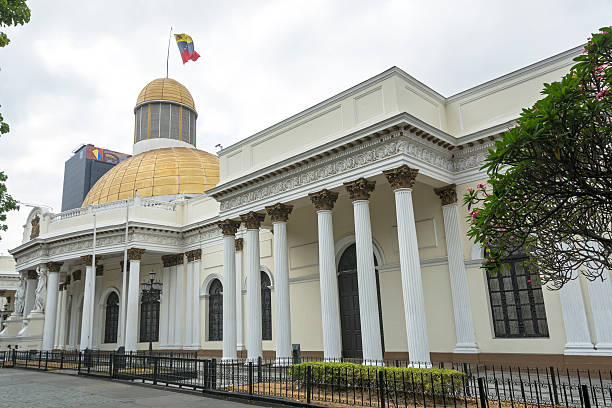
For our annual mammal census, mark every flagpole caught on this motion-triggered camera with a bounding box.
[166,26,173,78]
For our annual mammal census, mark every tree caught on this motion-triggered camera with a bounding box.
[464,26,612,289]
[0,0,29,238]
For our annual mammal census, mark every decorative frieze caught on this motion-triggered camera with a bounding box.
[344,178,376,201]
[309,189,339,211]
[240,212,266,230]
[434,184,458,206]
[162,255,175,268]
[383,165,419,190]
[218,220,241,236]
[127,248,145,261]
[265,203,293,223]
[186,249,202,262]
[235,238,244,252]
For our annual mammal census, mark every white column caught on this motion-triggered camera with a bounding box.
[309,190,342,361]
[184,260,193,348]
[160,259,170,348]
[125,249,144,352]
[191,253,201,349]
[43,263,61,351]
[58,283,68,349]
[560,277,594,354]
[241,212,265,362]
[54,285,63,348]
[80,260,95,350]
[266,203,293,365]
[436,186,479,353]
[235,239,244,350]
[168,264,177,347]
[174,256,185,348]
[586,269,612,354]
[219,223,238,360]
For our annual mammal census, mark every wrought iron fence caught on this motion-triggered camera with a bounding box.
[1,350,610,408]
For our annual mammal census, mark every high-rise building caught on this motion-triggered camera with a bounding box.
[60,144,130,211]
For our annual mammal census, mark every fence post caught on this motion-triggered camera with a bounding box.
[38,350,42,368]
[211,358,217,390]
[44,351,49,371]
[257,356,262,383]
[581,384,591,408]
[78,351,82,374]
[60,351,64,370]
[12,349,16,367]
[478,377,487,408]
[153,357,158,385]
[248,361,254,395]
[306,365,312,404]
[549,366,559,405]
[109,354,114,378]
[378,370,386,408]
[203,360,209,390]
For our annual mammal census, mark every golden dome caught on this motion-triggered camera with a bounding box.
[82,147,219,206]
[136,78,195,110]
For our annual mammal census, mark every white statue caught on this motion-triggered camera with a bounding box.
[33,267,47,313]
[13,275,25,316]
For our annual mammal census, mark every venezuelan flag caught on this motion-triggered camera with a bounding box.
[174,33,200,64]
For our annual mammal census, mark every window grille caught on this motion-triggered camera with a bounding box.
[103,292,119,343]
[261,271,272,340]
[208,279,223,341]
[139,292,160,342]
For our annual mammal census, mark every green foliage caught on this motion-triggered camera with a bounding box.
[288,362,465,396]
[0,171,19,238]
[0,0,30,47]
[464,27,612,288]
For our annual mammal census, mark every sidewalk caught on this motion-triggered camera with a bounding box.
[0,368,257,408]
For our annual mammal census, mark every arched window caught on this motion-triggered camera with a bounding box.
[103,292,119,343]
[208,279,223,341]
[261,271,272,340]
[139,289,160,343]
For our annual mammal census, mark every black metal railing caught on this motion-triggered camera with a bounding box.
[1,350,611,408]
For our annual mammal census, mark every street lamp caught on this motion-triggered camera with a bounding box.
[140,270,162,358]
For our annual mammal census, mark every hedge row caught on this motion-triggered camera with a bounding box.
[288,362,466,395]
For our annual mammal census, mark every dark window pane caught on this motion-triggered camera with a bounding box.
[208,279,223,341]
[490,292,502,306]
[261,271,272,340]
[104,292,119,343]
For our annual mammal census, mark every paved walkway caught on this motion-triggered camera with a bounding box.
[0,368,256,408]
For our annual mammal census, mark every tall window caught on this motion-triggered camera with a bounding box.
[139,291,160,343]
[104,292,119,343]
[208,279,223,341]
[261,271,272,341]
[487,254,549,338]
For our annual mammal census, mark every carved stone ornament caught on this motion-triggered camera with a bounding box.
[265,203,293,223]
[27,270,38,280]
[434,184,458,206]
[383,165,419,190]
[186,249,202,262]
[30,215,40,240]
[33,266,47,312]
[47,262,63,273]
[72,270,81,281]
[81,255,93,265]
[161,254,176,268]
[96,265,104,277]
[127,248,145,261]
[176,254,185,265]
[217,219,241,236]
[344,178,376,201]
[13,275,25,316]
[309,189,339,211]
[235,238,244,252]
[240,212,266,230]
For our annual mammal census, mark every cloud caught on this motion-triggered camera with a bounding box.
[1,0,610,253]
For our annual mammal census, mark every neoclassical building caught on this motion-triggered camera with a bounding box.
[4,45,612,366]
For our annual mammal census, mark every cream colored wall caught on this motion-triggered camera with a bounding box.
[0,256,16,272]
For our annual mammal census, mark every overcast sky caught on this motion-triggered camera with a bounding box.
[0,0,609,254]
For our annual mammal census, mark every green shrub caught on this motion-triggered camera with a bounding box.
[288,362,466,396]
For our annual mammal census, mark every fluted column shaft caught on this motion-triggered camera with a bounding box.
[273,220,291,363]
[235,241,244,349]
[394,188,431,364]
[174,256,185,348]
[223,235,238,360]
[586,269,612,354]
[160,263,171,348]
[58,285,68,349]
[184,261,194,348]
[168,265,177,346]
[352,199,383,363]
[80,265,95,350]
[440,203,478,353]
[560,277,593,354]
[246,228,262,361]
[191,257,201,348]
[125,248,144,352]
[43,267,60,351]
[54,286,63,348]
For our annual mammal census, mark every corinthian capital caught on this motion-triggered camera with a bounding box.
[265,203,293,223]
[240,212,266,230]
[344,178,376,201]
[309,189,339,211]
[127,248,145,261]
[434,184,458,206]
[383,165,419,190]
[217,219,241,236]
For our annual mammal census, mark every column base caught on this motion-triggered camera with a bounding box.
[0,316,23,337]
[593,343,612,356]
[453,344,480,354]
[183,345,200,351]
[564,342,597,355]
[18,313,45,337]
